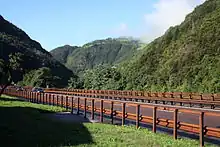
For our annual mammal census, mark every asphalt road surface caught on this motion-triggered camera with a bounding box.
[42,94,220,128]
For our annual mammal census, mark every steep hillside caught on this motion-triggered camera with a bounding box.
[50,38,142,74]
[0,15,73,87]
[120,0,220,92]
[50,45,78,64]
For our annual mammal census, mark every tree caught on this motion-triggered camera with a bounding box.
[83,65,123,90]
[0,53,23,96]
[19,67,61,88]
[68,75,83,89]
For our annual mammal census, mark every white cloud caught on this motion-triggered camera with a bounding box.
[119,23,128,32]
[111,23,130,36]
[141,0,206,42]
[108,0,206,42]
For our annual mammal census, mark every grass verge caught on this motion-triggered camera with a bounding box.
[0,95,216,147]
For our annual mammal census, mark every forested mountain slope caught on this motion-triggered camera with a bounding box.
[120,0,220,92]
[50,38,142,74]
[0,15,73,87]
[50,45,78,64]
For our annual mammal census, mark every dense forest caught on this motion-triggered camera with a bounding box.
[118,0,220,92]
[1,0,219,93]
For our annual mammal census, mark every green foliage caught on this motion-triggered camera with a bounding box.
[50,45,78,64]
[0,53,23,84]
[83,65,124,90]
[18,67,61,88]
[114,0,220,93]
[68,75,83,89]
[0,53,23,96]
[8,52,23,71]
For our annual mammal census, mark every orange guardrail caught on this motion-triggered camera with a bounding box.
[44,89,220,109]
[3,88,220,147]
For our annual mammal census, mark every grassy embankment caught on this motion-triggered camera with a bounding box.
[0,95,216,147]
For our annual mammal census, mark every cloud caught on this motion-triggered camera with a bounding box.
[108,0,206,42]
[118,23,128,32]
[111,23,130,37]
[141,0,206,42]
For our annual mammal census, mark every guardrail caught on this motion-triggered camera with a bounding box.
[3,89,220,147]
[45,88,220,100]
[9,87,220,108]
[44,89,220,109]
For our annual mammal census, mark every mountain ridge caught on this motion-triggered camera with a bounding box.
[50,37,143,74]
[0,15,73,87]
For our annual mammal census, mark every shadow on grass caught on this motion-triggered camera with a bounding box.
[0,105,93,147]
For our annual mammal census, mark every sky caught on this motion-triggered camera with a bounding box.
[1,0,205,51]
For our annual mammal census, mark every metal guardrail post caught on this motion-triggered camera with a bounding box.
[111,101,114,124]
[71,97,74,114]
[173,109,178,139]
[77,97,80,115]
[153,107,157,133]
[122,103,126,126]
[49,94,51,105]
[66,96,68,111]
[30,92,32,102]
[42,93,45,104]
[91,99,94,120]
[39,93,42,104]
[100,100,103,122]
[84,98,87,118]
[56,95,59,106]
[52,94,55,106]
[46,93,48,104]
[200,112,204,147]
[36,93,38,103]
[61,95,63,107]
[136,104,140,129]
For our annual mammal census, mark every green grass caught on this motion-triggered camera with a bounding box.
[0,95,217,147]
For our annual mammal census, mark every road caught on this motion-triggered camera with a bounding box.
[5,90,220,145]
[42,94,220,128]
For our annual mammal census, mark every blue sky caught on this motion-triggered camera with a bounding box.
[1,0,205,51]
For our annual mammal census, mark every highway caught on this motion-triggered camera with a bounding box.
[41,93,220,128]
[4,89,220,146]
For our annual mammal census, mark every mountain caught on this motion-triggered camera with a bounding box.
[50,37,142,75]
[50,45,78,64]
[119,0,220,92]
[0,15,73,87]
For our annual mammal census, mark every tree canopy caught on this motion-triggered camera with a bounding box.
[18,67,62,88]
[0,52,23,96]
